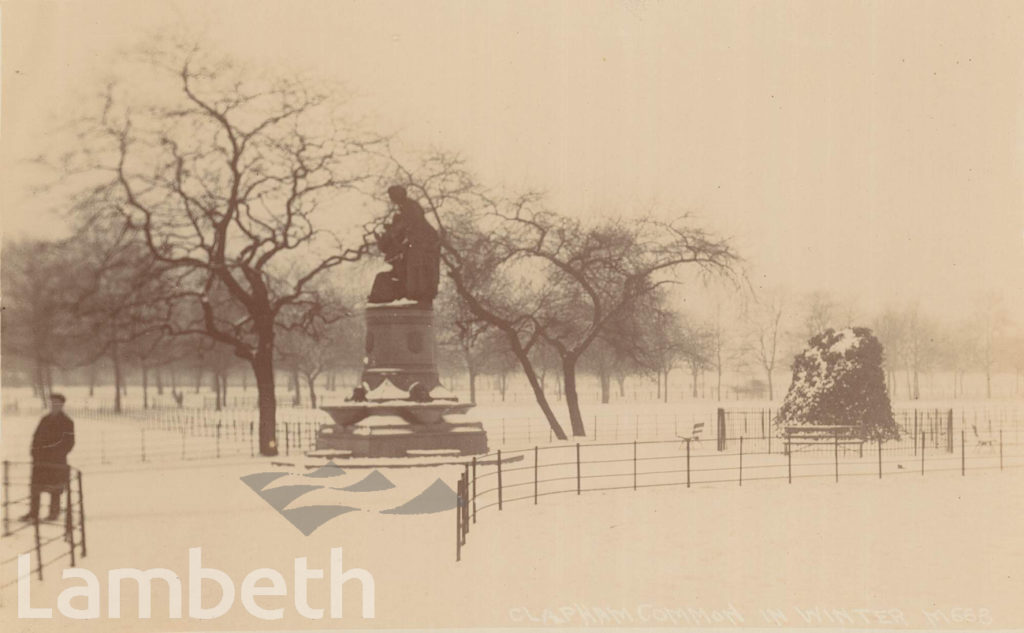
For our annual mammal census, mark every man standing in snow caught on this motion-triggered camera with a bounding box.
[19,393,75,522]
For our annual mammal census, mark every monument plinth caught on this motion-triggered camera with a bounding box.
[315,186,487,458]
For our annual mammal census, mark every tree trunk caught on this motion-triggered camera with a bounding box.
[155,367,164,395]
[497,372,507,402]
[142,364,149,409]
[616,374,626,398]
[88,364,97,397]
[599,369,610,404]
[912,367,920,400]
[221,369,228,405]
[663,369,670,404]
[691,365,699,398]
[766,369,774,401]
[241,370,248,392]
[655,371,662,400]
[986,370,992,398]
[306,374,318,409]
[468,366,477,405]
[562,356,587,437]
[291,368,301,406]
[194,366,203,393]
[214,373,223,411]
[252,349,278,456]
[112,343,123,414]
[34,361,48,409]
[505,334,567,440]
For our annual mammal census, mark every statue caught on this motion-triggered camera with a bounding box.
[368,186,441,305]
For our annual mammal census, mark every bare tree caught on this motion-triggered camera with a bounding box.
[436,285,491,405]
[681,318,715,399]
[802,290,836,340]
[747,287,788,400]
[709,298,747,402]
[871,308,906,399]
[900,303,939,400]
[64,46,382,454]
[386,153,737,437]
[0,240,79,406]
[275,290,355,409]
[624,295,697,404]
[972,292,1009,399]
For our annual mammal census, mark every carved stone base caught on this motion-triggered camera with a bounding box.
[315,410,488,458]
[360,302,440,393]
[315,302,488,458]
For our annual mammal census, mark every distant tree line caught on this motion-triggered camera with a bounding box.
[3,41,1021,455]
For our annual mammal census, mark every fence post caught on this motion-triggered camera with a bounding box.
[471,457,478,522]
[217,424,222,459]
[77,470,87,558]
[921,431,926,476]
[947,410,954,454]
[739,436,743,487]
[576,443,581,495]
[497,450,503,510]
[1,458,8,532]
[878,437,882,479]
[961,429,965,476]
[462,470,469,541]
[913,414,918,455]
[34,517,43,580]
[463,464,470,536]
[787,441,792,484]
[834,430,839,483]
[65,469,76,567]
[717,408,726,452]
[455,477,462,562]
[534,446,539,504]
[686,439,691,488]
[285,423,290,456]
[250,422,255,457]
[633,441,637,491]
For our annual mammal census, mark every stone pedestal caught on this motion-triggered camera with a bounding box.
[361,303,441,393]
[315,302,488,457]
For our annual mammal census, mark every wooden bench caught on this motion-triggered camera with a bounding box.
[677,422,705,448]
[784,425,865,455]
[972,424,995,447]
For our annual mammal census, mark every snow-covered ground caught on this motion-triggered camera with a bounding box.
[2,401,1023,630]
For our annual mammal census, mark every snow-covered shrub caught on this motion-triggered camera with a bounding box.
[776,327,898,440]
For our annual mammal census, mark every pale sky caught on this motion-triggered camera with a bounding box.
[2,0,1022,322]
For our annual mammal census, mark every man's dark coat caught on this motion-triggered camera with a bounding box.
[30,412,75,486]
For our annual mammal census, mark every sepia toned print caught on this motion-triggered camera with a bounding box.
[1,1,1022,631]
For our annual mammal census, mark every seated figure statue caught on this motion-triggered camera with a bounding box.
[368,186,441,305]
